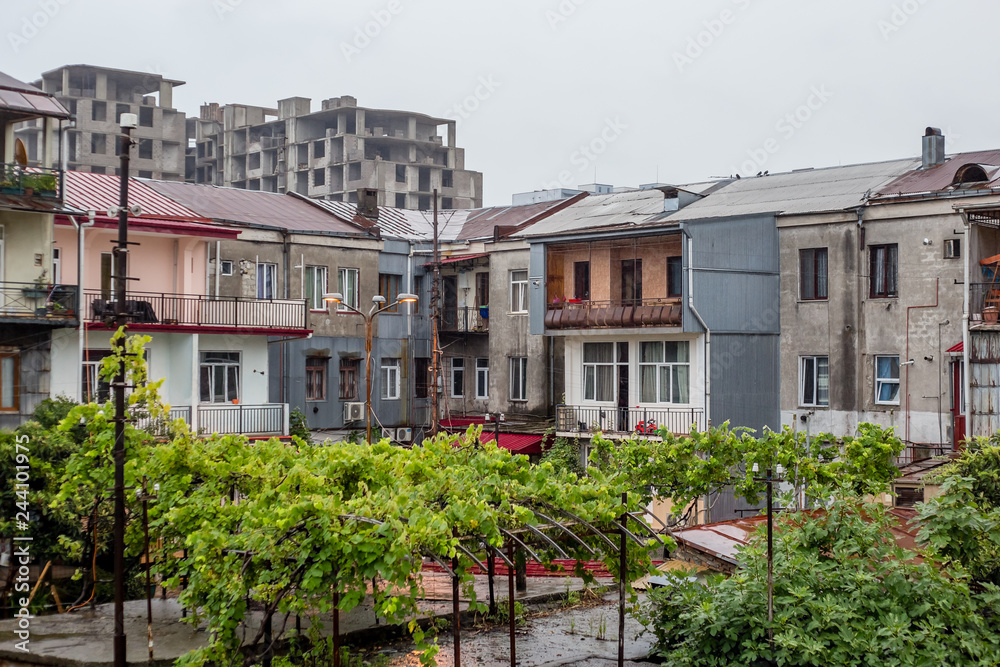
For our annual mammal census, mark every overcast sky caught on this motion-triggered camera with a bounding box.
[6,0,998,206]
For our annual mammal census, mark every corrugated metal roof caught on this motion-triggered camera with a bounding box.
[667,159,921,222]
[0,71,71,118]
[517,189,669,238]
[305,198,417,238]
[478,432,546,454]
[65,171,202,219]
[458,196,585,240]
[876,150,1000,196]
[143,180,361,234]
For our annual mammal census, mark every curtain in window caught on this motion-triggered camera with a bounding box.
[872,248,886,296]
[816,357,829,405]
[672,365,689,404]
[1,357,14,408]
[886,245,898,296]
[816,250,828,299]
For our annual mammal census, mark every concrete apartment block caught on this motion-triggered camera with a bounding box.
[191,95,482,209]
[15,64,187,181]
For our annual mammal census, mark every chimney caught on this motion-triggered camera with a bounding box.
[357,188,379,220]
[922,127,945,170]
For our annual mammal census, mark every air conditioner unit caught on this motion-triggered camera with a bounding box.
[344,402,364,422]
[396,427,412,442]
[944,238,961,259]
[381,428,394,441]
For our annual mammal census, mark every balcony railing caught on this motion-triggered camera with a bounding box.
[83,290,307,330]
[545,298,681,330]
[1,164,63,201]
[441,305,489,333]
[894,443,953,468]
[0,281,77,321]
[135,404,287,436]
[556,404,705,436]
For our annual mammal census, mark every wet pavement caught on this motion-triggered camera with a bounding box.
[0,574,656,666]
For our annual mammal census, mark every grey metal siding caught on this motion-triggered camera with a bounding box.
[710,333,781,433]
[528,243,546,336]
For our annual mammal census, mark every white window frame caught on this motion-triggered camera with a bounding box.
[220,260,234,276]
[509,270,528,314]
[338,267,359,312]
[799,355,829,407]
[510,357,528,402]
[875,355,900,405]
[381,357,400,400]
[52,248,61,284]
[583,342,615,403]
[450,357,465,398]
[199,351,241,404]
[638,341,691,405]
[1,351,18,411]
[304,265,328,311]
[256,262,277,300]
[476,358,489,399]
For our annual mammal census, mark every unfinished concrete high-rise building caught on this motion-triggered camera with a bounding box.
[15,64,187,180]
[190,96,482,209]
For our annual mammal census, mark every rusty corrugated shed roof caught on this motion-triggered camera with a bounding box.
[0,70,70,118]
[517,189,669,238]
[457,195,587,240]
[143,180,362,234]
[876,150,1000,197]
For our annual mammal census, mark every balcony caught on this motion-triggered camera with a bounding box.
[83,290,307,332]
[556,404,704,437]
[136,404,288,437]
[441,305,489,333]
[1,164,62,201]
[0,281,77,324]
[545,298,681,330]
[971,283,1000,327]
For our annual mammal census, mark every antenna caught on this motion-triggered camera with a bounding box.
[14,139,27,166]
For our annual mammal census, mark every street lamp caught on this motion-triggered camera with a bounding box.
[324,291,417,444]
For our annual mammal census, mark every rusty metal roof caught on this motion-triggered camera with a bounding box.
[517,189,671,238]
[458,195,587,240]
[65,171,202,219]
[876,150,1000,197]
[0,71,71,118]
[144,180,362,235]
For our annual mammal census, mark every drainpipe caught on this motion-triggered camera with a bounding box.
[905,278,939,443]
[680,227,711,428]
[962,212,972,442]
[282,230,290,299]
[215,241,221,299]
[204,241,211,295]
[69,211,96,403]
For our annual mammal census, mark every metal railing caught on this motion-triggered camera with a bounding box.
[82,290,307,330]
[545,298,682,329]
[134,406,193,436]
[894,443,953,467]
[1,163,63,200]
[199,404,287,436]
[556,404,705,436]
[0,281,77,320]
[441,305,489,333]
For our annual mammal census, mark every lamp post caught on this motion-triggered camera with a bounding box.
[324,292,417,444]
[752,462,785,647]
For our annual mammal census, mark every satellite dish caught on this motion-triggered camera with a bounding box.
[13,139,27,166]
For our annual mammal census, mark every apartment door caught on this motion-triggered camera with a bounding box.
[952,360,965,449]
[617,342,629,431]
[442,275,457,330]
[621,259,642,305]
[574,261,590,300]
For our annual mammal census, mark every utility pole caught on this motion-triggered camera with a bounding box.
[430,189,441,436]
[113,112,137,667]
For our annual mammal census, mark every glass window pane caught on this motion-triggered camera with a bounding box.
[660,365,671,403]
[816,250,828,299]
[800,250,815,300]
[665,341,689,363]
[674,365,689,404]
[878,382,899,403]
[640,365,657,403]
[640,342,663,364]
[1,357,14,408]
[596,366,614,402]
[584,366,595,401]
[802,357,815,404]
[200,367,210,402]
[817,357,829,405]
[584,342,613,363]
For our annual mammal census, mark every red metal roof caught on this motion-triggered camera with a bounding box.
[877,149,1000,196]
[479,432,546,454]
[64,171,204,219]
[947,341,963,353]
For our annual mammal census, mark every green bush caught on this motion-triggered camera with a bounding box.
[289,407,313,445]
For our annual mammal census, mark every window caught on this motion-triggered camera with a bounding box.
[81,350,112,404]
[621,259,643,303]
[52,248,61,284]
[379,273,402,312]
[510,357,528,401]
[442,197,453,210]
[395,164,406,183]
[875,355,900,405]
[348,162,361,181]
[510,270,528,314]
[869,244,898,298]
[115,104,130,124]
[442,170,453,188]
[304,265,328,310]
[574,261,590,300]
[138,139,153,160]
[1,352,19,411]
[476,272,490,308]
[305,357,327,401]
[91,101,106,122]
[220,260,234,276]
[667,256,683,298]
[337,267,359,311]
[100,252,115,301]
[583,342,615,402]
[476,358,489,399]
[313,140,325,158]
[199,352,240,403]
[339,359,359,400]
[415,357,430,398]
[381,358,400,400]
[313,168,325,186]
[257,262,277,299]
[800,248,828,300]
[639,341,690,404]
[450,358,465,398]
[800,356,829,407]
[413,275,423,314]
[139,106,153,127]
[945,239,961,259]
[137,170,152,179]
[395,193,407,208]
[90,133,106,155]
[418,195,430,211]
